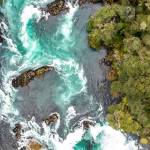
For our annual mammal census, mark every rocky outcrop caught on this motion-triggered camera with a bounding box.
[43,113,59,125]
[47,0,68,16]
[46,0,102,16]
[12,123,22,140]
[0,30,3,43]
[82,120,95,129]
[12,66,54,88]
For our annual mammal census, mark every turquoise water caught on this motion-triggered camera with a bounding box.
[0,0,139,149]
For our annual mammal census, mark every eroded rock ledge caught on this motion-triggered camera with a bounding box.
[13,113,95,150]
[12,66,54,88]
[44,0,102,16]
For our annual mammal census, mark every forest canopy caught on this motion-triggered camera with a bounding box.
[87,0,150,144]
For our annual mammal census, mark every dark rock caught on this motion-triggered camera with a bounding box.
[46,0,102,16]
[20,146,27,150]
[44,113,59,125]
[47,0,69,16]
[13,123,22,140]
[12,123,22,133]
[82,120,95,129]
[15,132,21,140]
[12,65,54,88]
[0,31,3,43]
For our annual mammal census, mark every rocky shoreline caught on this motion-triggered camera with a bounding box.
[1,0,150,149]
[42,0,103,16]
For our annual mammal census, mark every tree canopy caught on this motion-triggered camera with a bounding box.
[87,0,150,144]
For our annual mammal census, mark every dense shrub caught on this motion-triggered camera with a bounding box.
[87,0,150,144]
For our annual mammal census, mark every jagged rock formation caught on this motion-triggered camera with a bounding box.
[43,113,59,125]
[12,123,22,140]
[82,120,95,129]
[47,0,68,16]
[12,66,54,88]
[45,0,102,16]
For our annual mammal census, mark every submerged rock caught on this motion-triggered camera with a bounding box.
[0,31,3,43]
[82,120,95,129]
[12,123,22,140]
[13,123,22,133]
[26,140,42,150]
[0,36,3,43]
[44,113,59,125]
[12,66,54,88]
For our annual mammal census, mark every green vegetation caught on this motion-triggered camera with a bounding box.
[87,0,150,144]
[0,0,5,5]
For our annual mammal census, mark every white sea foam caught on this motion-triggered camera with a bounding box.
[59,123,138,150]
[0,21,21,55]
[20,5,41,48]
[60,2,79,39]
[101,125,138,150]
[61,128,84,150]
[66,106,78,127]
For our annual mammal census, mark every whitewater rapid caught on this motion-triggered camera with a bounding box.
[0,0,139,149]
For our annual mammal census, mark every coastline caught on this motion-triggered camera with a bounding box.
[1,0,149,149]
[0,3,107,149]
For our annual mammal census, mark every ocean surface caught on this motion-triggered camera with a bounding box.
[0,0,140,149]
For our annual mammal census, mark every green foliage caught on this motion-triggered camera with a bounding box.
[123,37,142,53]
[88,29,101,49]
[87,4,137,49]
[87,0,150,142]
[0,0,5,5]
[142,33,150,47]
[107,98,142,134]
